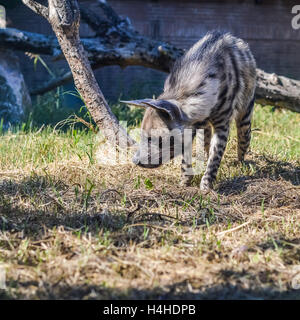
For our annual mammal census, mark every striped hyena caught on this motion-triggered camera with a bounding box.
[122,31,256,191]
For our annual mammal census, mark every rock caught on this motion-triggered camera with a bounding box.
[0,49,31,129]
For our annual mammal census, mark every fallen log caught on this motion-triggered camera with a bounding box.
[255,69,300,112]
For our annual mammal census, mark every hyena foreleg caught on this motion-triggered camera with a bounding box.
[181,124,211,186]
[200,122,229,190]
[180,128,195,186]
[235,98,255,161]
[204,125,212,160]
[181,157,193,186]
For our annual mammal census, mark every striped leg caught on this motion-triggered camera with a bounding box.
[181,158,193,186]
[181,135,194,186]
[204,125,212,160]
[236,98,254,161]
[200,123,229,190]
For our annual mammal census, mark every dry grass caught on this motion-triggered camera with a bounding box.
[0,105,299,299]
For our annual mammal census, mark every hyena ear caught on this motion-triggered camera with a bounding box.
[143,99,181,121]
[121,99,181,120]
[120,99,153,108]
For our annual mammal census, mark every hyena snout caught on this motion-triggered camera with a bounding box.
[132,152,140,165]
[132,148,162,168]
[132,137,179,168]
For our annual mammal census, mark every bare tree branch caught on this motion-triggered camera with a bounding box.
[0,27,181,71]
[30,71,72,95]
[22,0,49,19]
[97,0,126,27]
[80,5,133,42]
[0,28,60,55]
[79,6,112,37]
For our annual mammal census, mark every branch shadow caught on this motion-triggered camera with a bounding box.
[2,272,299,300]
[217,157,300,196]
[1,174,299,300]
[0,174,221,245]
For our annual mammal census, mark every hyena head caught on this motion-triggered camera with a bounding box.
[121,99,189,168]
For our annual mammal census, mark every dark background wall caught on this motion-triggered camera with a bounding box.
[6,0,300,103]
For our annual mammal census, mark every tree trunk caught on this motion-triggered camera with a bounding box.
[22,0,135,147]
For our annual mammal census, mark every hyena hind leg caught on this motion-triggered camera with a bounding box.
[236,98,255,162]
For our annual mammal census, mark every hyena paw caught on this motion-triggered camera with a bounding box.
[200,178,212,192]
[180,176,193,187]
